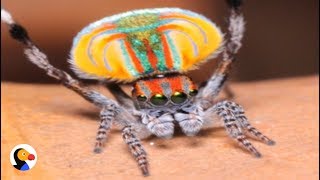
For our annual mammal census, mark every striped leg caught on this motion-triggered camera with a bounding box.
[227,102,276,145]
[122,126,149,176]
[207,100,269,157]
[242,121,276,146]
[94,105,116,153]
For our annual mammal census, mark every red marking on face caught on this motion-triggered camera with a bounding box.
[137,78,163,96]
[168,76,183,92]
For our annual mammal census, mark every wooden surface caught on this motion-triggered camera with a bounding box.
[1,76,319,180]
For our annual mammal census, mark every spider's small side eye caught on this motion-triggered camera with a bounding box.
[150,94,168,106]
[189,89,198,96]
[137,95,147,102]
[171,92,187,104]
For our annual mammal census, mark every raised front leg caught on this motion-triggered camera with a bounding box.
[198,1,244,107]
[204,100,275,157]
[1,9,113,108]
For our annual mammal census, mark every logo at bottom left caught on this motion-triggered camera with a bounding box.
[10,144,37,171]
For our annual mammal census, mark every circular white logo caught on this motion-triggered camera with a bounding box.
[10,144,37,171]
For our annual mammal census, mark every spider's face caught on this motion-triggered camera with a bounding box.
[132,75,198,108]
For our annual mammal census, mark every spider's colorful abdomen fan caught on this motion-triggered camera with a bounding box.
[70,8,223,82]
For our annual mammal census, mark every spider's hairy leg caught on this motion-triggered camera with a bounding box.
[231,103,276,145]
[1,8,111,108]
[94,105,116,153]
[204,100,275,157]
[208,101,261,157]
[122,125,149,176]
[96,106,150,176]
[199,0,244,106]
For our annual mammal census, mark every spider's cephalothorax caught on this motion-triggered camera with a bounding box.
[2,0,275,176]
[132,74,201,138]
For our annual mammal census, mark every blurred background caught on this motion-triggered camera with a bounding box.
[1,0,319,83]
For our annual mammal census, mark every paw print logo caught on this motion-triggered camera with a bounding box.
[10,144,37,171]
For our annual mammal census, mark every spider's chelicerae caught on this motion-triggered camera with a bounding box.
[2,0,275,176]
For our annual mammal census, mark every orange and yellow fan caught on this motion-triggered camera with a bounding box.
[70,8,223,82]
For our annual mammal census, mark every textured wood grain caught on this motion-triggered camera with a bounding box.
[1,76,319,179]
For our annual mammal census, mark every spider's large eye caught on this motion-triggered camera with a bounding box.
[171,92,187,104]
[150,94,168,106]
[137,95,147,102]
[189,89,198,96]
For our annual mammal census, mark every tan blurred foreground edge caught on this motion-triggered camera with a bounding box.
[1,76,319,180]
